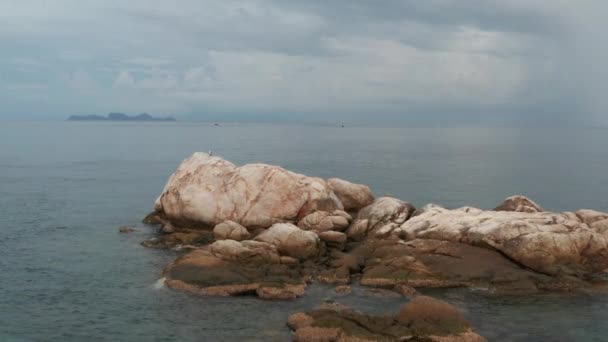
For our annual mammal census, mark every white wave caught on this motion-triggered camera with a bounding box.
[153,277,166,289]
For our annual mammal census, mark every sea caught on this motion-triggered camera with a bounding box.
[1,121,608,341]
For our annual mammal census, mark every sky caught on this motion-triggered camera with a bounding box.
[0,0,606,125]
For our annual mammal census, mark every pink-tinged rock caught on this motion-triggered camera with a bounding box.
[254,223,321,260]
[297,211,351,232]
[398,204,608,277]
[154,153,343,229]
[327,178,374,211]
[494,195,544,213]
[213,221,250,241]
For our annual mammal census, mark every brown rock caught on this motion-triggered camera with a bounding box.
[287,300,485,341]
[164,242,307,299]
[494,195,544,213]
[352,238,583,292]
[397,296,471,337]
[399,205,608,278]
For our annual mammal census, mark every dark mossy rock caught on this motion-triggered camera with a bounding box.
[141,230,214,249]
[142,211,165,225]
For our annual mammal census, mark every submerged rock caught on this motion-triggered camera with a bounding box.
[118,226,137,233]
[287,299,485,341]
[153,153,343,229]
[141,230,214,249]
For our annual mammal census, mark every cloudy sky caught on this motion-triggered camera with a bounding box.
[1,1,606,125]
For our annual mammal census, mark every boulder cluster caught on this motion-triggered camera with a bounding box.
[141,153,608,341]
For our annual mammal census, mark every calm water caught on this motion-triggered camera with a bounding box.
[1,122,608,341]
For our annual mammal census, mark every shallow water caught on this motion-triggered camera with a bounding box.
[2,122,608,341]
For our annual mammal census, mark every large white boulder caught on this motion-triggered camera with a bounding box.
[154,153,343,228]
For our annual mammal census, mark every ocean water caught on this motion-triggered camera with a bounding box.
[1,121,608,341]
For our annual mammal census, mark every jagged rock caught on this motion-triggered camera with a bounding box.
[164,241,306,299]
[287,300,485,341]
[327,178,374,211]
[494,195,544,213]
[154,153,343,229]
[346,197,416,241]
[213,220,250,241]
[254,223,321,260]
[298,211,350,232]
[397,205,608,278]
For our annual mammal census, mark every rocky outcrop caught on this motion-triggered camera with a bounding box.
[213,221,250,241]
[154,153,343,229]
[347,197,416,241]
[287,299,485,341]
[494,195,544,213]
[164,240,307,299]
[352,238,583,292]
[396,205,608,278]
[254,223,322,260]
[144,154,608,301]
[327,178,374,211]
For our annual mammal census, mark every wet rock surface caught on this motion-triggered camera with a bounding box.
[287,298,485,341]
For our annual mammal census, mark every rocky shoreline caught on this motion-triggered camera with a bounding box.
[138,152,608,341]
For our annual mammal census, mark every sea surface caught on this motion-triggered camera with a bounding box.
[1,121,608,341]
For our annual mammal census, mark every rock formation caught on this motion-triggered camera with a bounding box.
[141,154,608,340]
[287,298,485,341]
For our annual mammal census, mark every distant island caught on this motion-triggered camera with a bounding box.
[67,113,176,122]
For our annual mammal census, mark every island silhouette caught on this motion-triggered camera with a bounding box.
[67,112,176,121]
